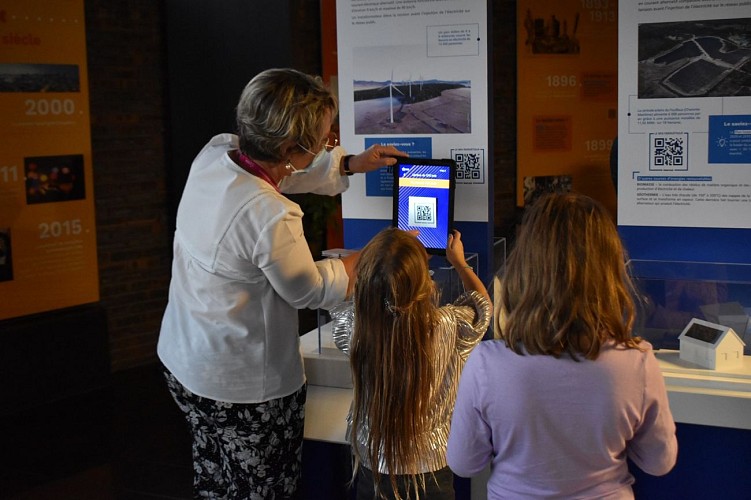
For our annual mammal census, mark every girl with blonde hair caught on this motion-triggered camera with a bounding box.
[333,227,491,499]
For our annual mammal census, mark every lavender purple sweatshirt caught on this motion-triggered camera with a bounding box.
[447,340,677,499]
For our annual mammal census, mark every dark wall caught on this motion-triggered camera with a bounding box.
[85,0,172,371]
[491,1,519,240]
[164,1,323,226]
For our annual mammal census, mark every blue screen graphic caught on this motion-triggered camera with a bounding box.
[396,162,452,251]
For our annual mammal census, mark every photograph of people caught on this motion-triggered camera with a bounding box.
[157,68,405,499]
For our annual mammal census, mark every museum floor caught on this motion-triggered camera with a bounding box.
[0,362,353,499]
[0,363,193,499]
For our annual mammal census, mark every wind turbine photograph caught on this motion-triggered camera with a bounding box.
[353,68,471,134]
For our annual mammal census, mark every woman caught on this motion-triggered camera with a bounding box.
[157,68,404,499]
[332,228,491,500]
[447,192,678,499]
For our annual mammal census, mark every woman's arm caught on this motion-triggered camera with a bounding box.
[338,143,406,175]
[280,144,407,195]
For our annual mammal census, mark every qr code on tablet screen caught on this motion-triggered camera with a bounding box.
[415,205,432,223]
[649,133,688,171]
[408,196,436,228]
[452,148,485,184]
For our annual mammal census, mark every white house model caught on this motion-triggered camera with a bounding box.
[678,318,746,370]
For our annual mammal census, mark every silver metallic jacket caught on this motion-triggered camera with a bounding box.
[330,291,491,474]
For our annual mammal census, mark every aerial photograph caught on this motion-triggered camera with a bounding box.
[638,18,751,98]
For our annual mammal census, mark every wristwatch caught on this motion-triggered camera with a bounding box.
[343,155,355,176]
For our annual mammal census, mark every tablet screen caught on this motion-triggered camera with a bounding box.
[392,158,456,254]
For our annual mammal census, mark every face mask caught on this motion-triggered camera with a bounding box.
[308,147,327,166]
[295,137,335,174]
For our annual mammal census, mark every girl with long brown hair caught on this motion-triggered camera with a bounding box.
[447,192,677,498]
[332,227,491,499]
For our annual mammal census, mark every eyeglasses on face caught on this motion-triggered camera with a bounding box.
[297,136,338,157]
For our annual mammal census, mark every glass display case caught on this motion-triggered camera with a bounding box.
[493,236,507,278]
[429,252,479,305]
[629,260,751,354]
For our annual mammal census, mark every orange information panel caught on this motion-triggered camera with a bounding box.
[516,0,618,215]
[0,0,99,320]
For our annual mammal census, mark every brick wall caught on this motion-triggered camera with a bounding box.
[85,1,171,371]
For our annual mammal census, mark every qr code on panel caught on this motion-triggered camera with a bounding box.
[451,148,485,184]
[649,133,688,171]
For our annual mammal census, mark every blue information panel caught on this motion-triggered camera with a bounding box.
[708,114,751,164]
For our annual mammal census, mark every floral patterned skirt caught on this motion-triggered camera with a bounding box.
[163,366,306,499]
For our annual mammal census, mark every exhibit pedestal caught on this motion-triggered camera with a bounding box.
[654,349,751,430]
[301,324,751,499]
[302,322,352,390]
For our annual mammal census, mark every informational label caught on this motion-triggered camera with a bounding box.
[516,0,618,214]
[337,0,489,222]
[618,2,751,229]
[0,1,99,320]
[708,115,751,164]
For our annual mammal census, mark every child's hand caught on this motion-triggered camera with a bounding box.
[446,230,467,269]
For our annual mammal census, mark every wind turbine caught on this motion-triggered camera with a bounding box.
[376,69,404,123]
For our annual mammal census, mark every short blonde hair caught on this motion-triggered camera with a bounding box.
[235,68,337,162]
